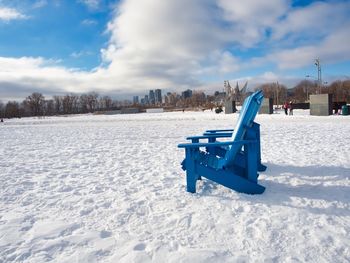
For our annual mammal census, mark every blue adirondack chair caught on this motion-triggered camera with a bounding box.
[178,90,266,194]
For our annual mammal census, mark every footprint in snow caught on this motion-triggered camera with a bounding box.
[100,230,112,239]
[79,208,93,216]
[134,243,146,251]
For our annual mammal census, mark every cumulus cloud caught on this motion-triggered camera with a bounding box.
[101,0,233,87]
[81,19,97,26]
[1,0,350,101]
[70,51,94,58]
[0,7,27,21]
[265,25,350,69]
[0,57,88,92]
[79,0,101,10]
[272,1,350,41]
[217,0,289,47]
[33,0,48,9]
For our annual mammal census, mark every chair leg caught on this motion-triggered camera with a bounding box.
[250,123,267,172]
[244,142,258,183]
[185,148,197,193]
[186,172,197,193]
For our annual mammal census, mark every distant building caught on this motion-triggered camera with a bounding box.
[146,108,164,113]
[144,95,149,105]
[149,90,155,105]
[133,96,139,104]
[182,89,192,99]
[155,89,162,104]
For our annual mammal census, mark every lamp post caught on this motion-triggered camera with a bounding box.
[276,81,279,108]
[315,58,322,94]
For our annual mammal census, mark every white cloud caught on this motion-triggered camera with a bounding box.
[272,1,350,41]
[70,51,94,58]
[33,0,48,9]
[79,0,101,10]
[1,0,350,101]
[100,0,232,91]
[0,7,27,21]
[81,19,97,26]
[266,25,350,69]
[217,0,289,47]
[0,57,86,89]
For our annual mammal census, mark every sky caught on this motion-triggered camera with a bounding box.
[0,0,349,101]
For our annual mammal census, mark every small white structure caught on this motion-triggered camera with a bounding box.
[146,108,164,113]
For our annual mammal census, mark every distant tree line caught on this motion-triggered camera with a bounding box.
[1,79,349,119]
[0,92,127,119]
[256,79,350,105]
[166,91,215,109]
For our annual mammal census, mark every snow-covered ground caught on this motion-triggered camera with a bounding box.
[1,110,349,262]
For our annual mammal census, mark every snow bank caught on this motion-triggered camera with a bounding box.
[0,111,349,262]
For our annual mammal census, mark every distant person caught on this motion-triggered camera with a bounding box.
[283,102,289,115]
[289,101,294,115]
[0,118,3,122]
[334,103,340,115]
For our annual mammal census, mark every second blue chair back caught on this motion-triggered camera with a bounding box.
[218,90,264,168]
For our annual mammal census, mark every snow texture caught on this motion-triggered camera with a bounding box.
[0,110,349,262]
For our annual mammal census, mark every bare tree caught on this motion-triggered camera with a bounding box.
[99,95,113,110]
[71,95,79,114]
[294,80,317,102]
[326,80,350,102]
[20,100,31,117]
[0,101,4,118]
[62,94,73,114]
[79,94,89,113]
[164,92,179,107]
[256,83,288,105]
[53,96,63,114]
[44,100,55,116]
[343,80,350,102]
[87,92,99,112]
[5,101,20,118]
[188,91,206,107]
[25,92,45,116]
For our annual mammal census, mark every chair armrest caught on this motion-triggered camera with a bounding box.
[178,140,255,149]
[203,132,232,136]
[186,134,232,140]
[206,129,234,133]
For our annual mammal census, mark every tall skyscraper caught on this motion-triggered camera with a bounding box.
[133,95,139,104]
[155,89,162,104]
[144,95,149,105]
[182,89,192,99]
[149,90,155,105]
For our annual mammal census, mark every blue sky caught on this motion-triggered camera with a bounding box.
[0,0,112,69]
[0,0,350,100]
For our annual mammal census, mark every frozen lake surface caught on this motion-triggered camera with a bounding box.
[1,111,349,262]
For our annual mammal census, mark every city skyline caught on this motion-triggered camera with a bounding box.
[1,0,350,101]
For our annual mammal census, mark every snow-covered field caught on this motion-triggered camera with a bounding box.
[1,110,349,262]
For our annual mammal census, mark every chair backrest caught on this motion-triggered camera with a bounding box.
[219,90,264,168]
